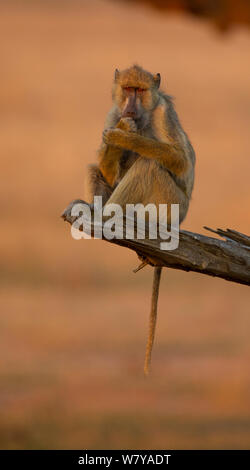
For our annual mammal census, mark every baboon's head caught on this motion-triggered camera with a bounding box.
[113,65,161,129]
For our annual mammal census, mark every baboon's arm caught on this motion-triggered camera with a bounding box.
[98,118,136,187]
[103,129,188,177]
[98,143,122,187]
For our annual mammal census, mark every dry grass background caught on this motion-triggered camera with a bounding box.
[0,0,250,449]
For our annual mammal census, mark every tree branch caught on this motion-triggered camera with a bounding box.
[61,201,250,286]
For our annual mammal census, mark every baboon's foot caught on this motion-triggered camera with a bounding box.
[61,199,91,224]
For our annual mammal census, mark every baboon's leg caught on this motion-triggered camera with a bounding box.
[88,164,113,205]
[105,158,189,223]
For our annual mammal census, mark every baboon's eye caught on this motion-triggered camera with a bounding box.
[137,88,146,93]
[123,86,134,92]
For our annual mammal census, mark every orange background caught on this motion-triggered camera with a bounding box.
[1,0,250,449]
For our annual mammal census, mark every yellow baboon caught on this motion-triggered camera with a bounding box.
[66,65,196,375]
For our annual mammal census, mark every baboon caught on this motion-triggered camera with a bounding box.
[69,65,195,375]
[89,65,195,375]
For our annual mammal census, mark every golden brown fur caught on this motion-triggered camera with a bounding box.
[89,64,195,375]
[90,65,195,219]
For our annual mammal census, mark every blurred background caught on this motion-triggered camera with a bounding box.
[1,0,250,449]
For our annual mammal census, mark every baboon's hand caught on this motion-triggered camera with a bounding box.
[102,128,125,146]
[117,117,137,133]
[103,126,141,150]
[103,118,137,145]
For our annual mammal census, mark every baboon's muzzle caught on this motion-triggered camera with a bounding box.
[122,92,138,119]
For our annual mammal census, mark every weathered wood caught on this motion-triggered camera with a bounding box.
[61,200,250,286]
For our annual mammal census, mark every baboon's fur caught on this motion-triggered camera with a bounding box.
[89,65,195,375]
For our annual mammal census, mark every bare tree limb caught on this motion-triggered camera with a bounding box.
[61,201,250,286]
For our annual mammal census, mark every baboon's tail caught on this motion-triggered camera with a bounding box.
[144,266,162,376]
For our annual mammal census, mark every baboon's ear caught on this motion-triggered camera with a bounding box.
[153,73,161,89]
[114,69,120,82]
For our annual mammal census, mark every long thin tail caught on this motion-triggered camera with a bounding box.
[144,266,162,376]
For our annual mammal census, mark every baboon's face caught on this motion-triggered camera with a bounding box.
[116,84,157,129]
[121,86,148,119]
[113,67,161,130]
